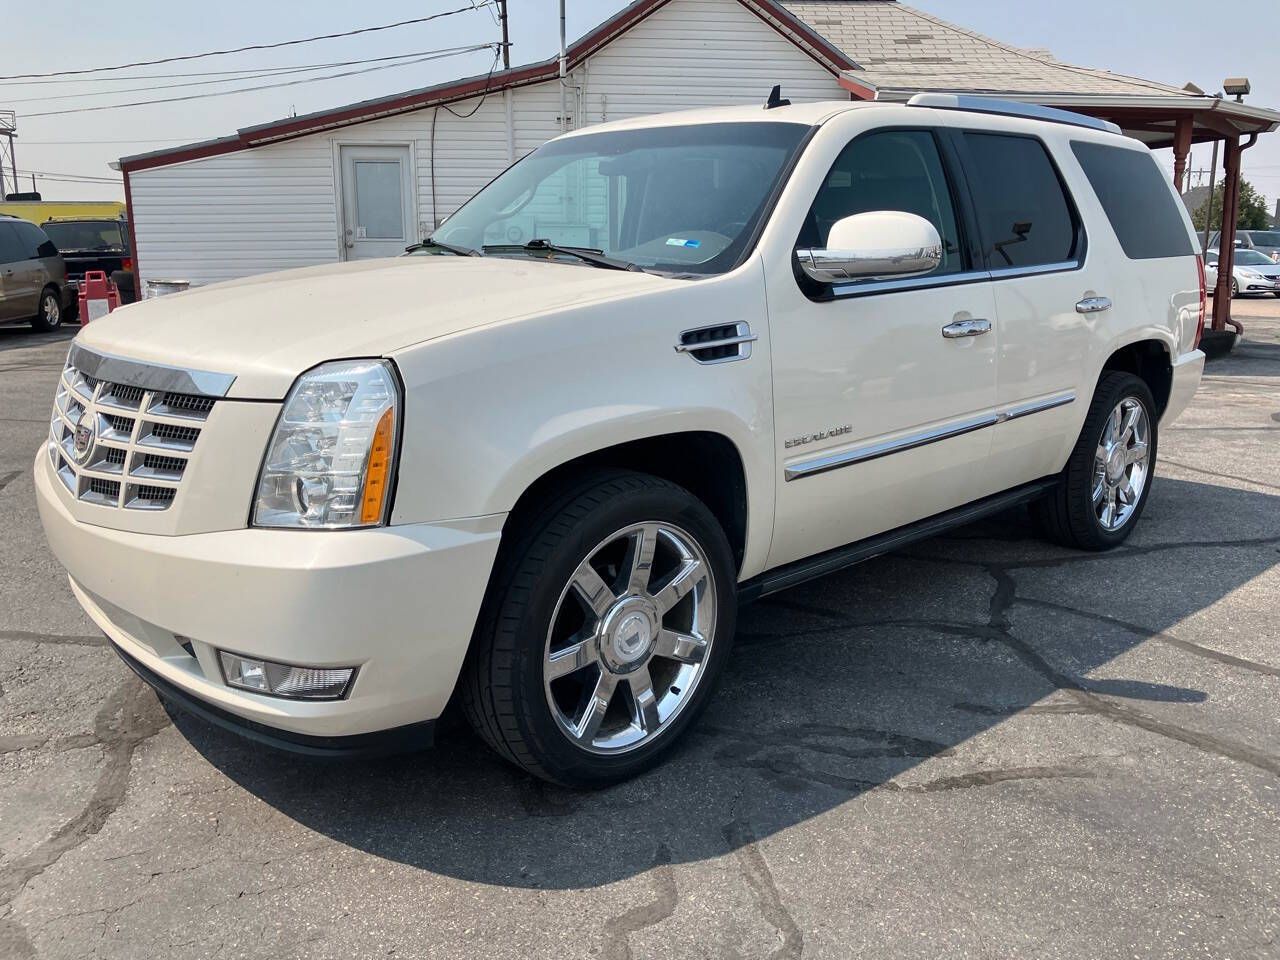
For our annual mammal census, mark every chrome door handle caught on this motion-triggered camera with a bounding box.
[1076,296,1112,314]
[941,318,991,339]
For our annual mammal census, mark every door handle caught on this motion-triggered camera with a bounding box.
[1076,296,1112,314]
[941,318,991,339]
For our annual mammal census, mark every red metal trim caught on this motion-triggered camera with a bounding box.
[119,0,855,173]
[838,73,878,101]
[737,0,858,72]
[122,169,140,292]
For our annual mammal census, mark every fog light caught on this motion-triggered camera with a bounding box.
[218,651,354,700]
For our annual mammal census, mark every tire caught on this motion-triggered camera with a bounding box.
[30,286,62,332]
[461,470,737,788]
[111,270,137,304]
[1031,371,1157,551]
[1230,278,1239,298]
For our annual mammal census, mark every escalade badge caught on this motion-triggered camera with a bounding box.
[785,425,851,449]
[72,416,96,464]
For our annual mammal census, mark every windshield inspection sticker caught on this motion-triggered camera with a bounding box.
[666,237,701,248]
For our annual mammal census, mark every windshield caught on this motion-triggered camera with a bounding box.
[1233,249,1277,266]
[1243,231,1280,247]
[42,220,126,251]
[429,122,810,275]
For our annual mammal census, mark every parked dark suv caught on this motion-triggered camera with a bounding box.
[0,215,67,332]
[39,217,136,311]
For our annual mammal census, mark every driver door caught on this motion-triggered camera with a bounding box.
[767,128,1000,568]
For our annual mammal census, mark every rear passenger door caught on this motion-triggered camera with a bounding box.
[957,131,1101,486]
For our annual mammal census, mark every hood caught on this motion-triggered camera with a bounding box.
[75,256,677,399]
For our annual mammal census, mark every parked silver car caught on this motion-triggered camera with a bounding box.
[0,215,68,332]
[1205,247,1280,297]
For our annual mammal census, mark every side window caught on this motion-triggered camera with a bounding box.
[0,223,25,265]
[800,130,965,277]
[1070,141,1194,260]
[16,222,57,259]
[962,133,1080,270]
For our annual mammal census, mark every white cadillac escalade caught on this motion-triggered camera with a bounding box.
[36,97,1205,786]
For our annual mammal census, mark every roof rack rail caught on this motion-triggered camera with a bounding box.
[906,94,1122,135]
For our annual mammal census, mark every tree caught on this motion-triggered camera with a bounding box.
[1192,178,1270,231]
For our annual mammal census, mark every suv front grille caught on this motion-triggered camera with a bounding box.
[48,358,217,511]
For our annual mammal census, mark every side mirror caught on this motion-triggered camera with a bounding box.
[796,211,943,284]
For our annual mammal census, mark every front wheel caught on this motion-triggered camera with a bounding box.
[1230,278,1240,298]
[461,471,737,787]
[30,287,62,332]
[1032,372,1157,551]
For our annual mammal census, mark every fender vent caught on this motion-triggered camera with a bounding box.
[675,322,758,365]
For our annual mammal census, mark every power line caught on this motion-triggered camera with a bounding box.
[10,139,201,145]
[18,167,121,182]
[4,47,489,104]
[0,2,495,81]
[21,44,498,119]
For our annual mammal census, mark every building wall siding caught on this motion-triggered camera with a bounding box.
[128,0,846,287]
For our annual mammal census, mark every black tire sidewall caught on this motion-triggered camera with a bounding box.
[496,476,736,787]
[32,289,62,331]
[1068,372,1158,548]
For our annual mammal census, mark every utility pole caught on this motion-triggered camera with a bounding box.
[498,0,510,69]
[0,110,16,199]
[559,0,568,133]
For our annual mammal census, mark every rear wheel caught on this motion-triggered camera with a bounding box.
[1032,372,1157,551]
[30,287,62,332]
[461,471,736,787]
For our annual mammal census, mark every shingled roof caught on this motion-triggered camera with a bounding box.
[780,0,1196,100]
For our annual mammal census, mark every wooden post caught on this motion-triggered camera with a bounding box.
[1211,136,1241,332]
[1171,116,1193,192]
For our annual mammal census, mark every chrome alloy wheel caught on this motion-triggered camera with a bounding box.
[1093,397,1150,532]
[543,521,716,755]
[42,294,61,327]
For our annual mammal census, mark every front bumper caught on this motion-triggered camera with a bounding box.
[35,450,503,742]
[1163,348,1205,426]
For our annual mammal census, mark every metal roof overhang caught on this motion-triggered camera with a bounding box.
[843,75,1280,147]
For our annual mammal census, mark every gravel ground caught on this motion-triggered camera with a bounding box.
[1,302,1278,960]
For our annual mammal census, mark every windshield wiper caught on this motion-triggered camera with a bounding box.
[483,238,641,272]
[405,237,481,257]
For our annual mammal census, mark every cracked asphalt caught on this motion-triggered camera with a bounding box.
[2,302,1279,959]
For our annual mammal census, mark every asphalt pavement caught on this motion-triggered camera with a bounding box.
[1,302,1278,959]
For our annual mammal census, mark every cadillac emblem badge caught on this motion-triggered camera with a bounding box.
[72,416,96,464]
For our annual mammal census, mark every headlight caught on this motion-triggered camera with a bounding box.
[252,359,400,529]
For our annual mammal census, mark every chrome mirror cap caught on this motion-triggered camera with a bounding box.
[796,210,943,284]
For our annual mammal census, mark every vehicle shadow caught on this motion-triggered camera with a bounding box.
[170,475,1280,889]
[0,324,78,354]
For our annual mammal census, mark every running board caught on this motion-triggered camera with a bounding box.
[737,477,1060,603]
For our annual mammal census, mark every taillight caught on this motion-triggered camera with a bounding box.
[1194,254,1207,347]
[122,257,133,272]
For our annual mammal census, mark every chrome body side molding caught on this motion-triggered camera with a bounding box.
[69,343,237,399]
[784,391,1076,481]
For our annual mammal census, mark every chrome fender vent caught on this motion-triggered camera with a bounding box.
[674,322,758,364]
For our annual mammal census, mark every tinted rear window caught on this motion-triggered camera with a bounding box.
[1071,141,1194,260]
[962,133,1080,270]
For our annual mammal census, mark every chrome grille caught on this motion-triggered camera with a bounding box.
[48,356,218,511]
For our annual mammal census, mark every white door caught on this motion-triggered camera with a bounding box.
[767,128,999,569]
[956,131,1103,487]
[339,145,414,260]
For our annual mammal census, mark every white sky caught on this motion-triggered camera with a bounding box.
[3,0,1277,213]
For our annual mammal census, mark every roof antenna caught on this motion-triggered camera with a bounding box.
[764,84,790,110]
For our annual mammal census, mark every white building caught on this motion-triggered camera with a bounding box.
[118,0,1275,290]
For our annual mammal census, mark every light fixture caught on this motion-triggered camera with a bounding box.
[1223,77,1251,102]
[218,651,355,700]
